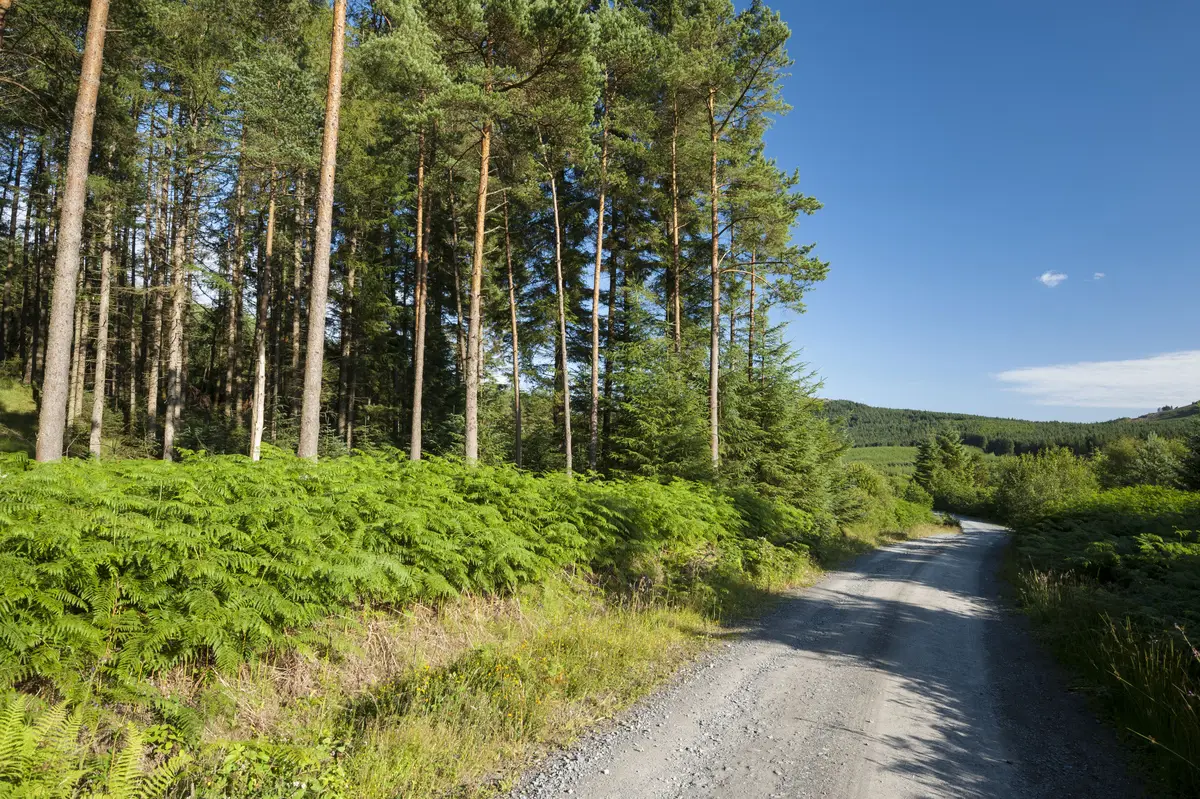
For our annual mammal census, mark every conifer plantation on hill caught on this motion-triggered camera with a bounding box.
[828,398,1200,455]
[0,2,960,796]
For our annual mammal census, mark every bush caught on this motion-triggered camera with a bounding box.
[992,446,1098,526]
[1095,435,1187,489]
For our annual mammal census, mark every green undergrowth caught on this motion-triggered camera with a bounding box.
[1010,486,1200,794]
[0,448,946,798]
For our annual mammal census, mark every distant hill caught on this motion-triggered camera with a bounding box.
[826,399,1199,454]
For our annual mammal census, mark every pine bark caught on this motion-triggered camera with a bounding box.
[224,156,246,420]
[34,0,109,461]
[336,233,356,445]
[502,191,521,467]
[707,89,720,470]
[549,170,572,475]
[68,266,89,429]
[89,203,112,456]
[146,122,171,442]
[162,149,193,462]
[588,112,608,471]
[463,121,491,464]
[409,133,428,461]
[1,133,24,360]
[250,179,277,461]
[297,0,347,460]
[289,176,305,402]
[125,218,137,431]
[602,239,618,463]
[748,250,756,381]
[670,100,682,352]
[20,145,42,384]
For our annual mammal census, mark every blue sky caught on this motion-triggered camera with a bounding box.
[765,0,1200,421]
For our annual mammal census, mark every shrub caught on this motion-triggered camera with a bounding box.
[992,446,1098,526]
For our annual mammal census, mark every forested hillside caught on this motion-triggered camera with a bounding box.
[828,399,1199,454]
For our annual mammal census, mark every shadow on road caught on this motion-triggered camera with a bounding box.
[735,528,1143,799]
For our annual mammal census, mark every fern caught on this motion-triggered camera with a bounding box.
[0,451,817,702]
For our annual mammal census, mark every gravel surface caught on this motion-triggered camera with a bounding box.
[508,520,1144,798]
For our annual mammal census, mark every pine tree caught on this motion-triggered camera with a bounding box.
[35,0,110,462]
[298,0,348,460]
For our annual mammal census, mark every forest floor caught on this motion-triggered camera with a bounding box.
[508,521,1144,799]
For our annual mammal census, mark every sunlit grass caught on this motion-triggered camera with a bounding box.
[843,446,918,477]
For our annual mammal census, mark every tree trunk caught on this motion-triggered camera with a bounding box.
[345,338,357,449]
[588,112,608,471]
[224,154,246,421]
[34,0,109,462]
[336,232,356,444]
[297,0,347,460]
[602,243,618,464]
[69,265,90,430]
[125,218,137,431]
[250,177,277,461]
[748,250,755,381]
[146,121,171,443]
[670,99,682,352]
[268,214,283,442]
[289,175,305,404]
[452,220,465,376]
[20,143,42,382]
[548,169,572,475]
[502,191,521,468]
[409,133,428,460]
[0,132,24,360]
[707,89,720,470]
[463,121,491,464]
[161,158,191,461]
[89,203,112,456]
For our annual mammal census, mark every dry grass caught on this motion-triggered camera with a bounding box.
[164,576,731,798]
[133,523,949,798]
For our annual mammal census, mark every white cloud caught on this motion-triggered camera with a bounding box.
[1037,271,1068,288]
[1093,272,1106,280]
[995,351,1200,408]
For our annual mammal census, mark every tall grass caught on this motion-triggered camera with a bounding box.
[1012,494,1200,796]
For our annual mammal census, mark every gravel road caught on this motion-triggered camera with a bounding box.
[510,520,1144,798]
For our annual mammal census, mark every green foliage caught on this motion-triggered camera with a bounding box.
[992,447,1098,527]
[1095,434,1187,489]
[1009,482,1200,794]
[829,399,1200,454]
[0,694,190,799]
[999,462,1200,792]
[1183,430,1200,491]
[0,448,879,706]
[0,436,944,799]
[831,461,939,537]
[913,430,991,514]
[1010,486,1200,626]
